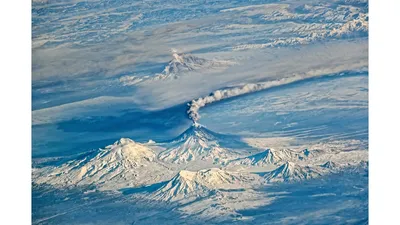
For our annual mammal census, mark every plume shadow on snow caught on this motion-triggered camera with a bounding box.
[32,86,187,158]
[56,103,190,133]
[52,103,254,157]
[32,131,121,158]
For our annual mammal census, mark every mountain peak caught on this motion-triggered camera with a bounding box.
[107,138,156,163]
[152,168,258,202]
[264,162,323,183]
[158,125,235,164]
[115,137,135,146]
[119,51,236,85]
[227,148,301,166]
[320,160,338,169]
[178,170,197,181]
[162,52,207,76]
[33,138,169,190]
[158,51,235,78]
[171,52,185,64]
[192,121,203,128]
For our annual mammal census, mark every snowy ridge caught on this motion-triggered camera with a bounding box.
[158,123,236,164]
[262,158,368,184]
[119,51,235,86]
[33,138,172,190]
[159,50,234,78]
[32,130,368,192]
[320,160,339,170]
[227,147,328,167]
[32,131,368,192]
[227,148,301,166]
[229,3,368,51]
[152,168,260,202]
[232,15,368,51]
[263,162,324,183]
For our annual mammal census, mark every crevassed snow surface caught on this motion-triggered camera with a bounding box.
[32,0,368,224]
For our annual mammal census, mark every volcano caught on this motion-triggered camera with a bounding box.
[33,138,173,190]
[227,148,303,167]
[263,162,324,183]
[152,168,260,202]
[154,51,235,80]
[157,123,238,164]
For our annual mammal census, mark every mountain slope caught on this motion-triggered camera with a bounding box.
[158,123,237,164]
[227,148,302,166]
[263,162,324,183]
[33,138,172,190]
[119,51,235,86]
[152,168,260,202]
[320,160,339,170]
[156,51,235,79]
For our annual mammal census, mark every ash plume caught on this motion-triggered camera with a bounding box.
[187,74,306,122]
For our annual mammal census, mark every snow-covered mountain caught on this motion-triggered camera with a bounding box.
[158,51,235,79]
[33,138,173,190]
[32,133,368,191]
[301,148,326,158]
[152,168,260,202]
[263,162,324,183]
[119,51,235,86]
[158,123,237,164]
[320,160,339,170]
[227,148,327,167]
[227,148,300,166]
[163,52,208,75]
